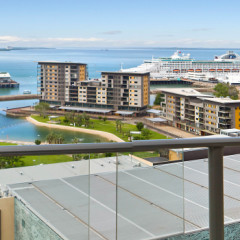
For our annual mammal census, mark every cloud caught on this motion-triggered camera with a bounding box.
[100,31,122,35]
[1,35,240,48]
[45,37,103,43]
[0,35,105,47]
[0,36,23,42]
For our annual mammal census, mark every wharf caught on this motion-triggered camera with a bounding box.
[0,94,39,101]
[150,78,192,85]
[0,80,19,88]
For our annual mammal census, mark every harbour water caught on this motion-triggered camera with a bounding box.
[0,48,238,142]
[0,113,107,143]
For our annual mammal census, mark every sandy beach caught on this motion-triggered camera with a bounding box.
[26,117,124,143]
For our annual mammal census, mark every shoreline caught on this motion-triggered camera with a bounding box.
[26,116,124,143]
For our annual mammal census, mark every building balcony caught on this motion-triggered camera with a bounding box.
[218,115,231,119]
[219,107,231,113]
[2,138,240,240]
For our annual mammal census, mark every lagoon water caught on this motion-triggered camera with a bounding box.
[0,48,238,142]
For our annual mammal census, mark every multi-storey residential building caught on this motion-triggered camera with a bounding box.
[37,61,88,105]
[77,71,149,114]
[100,71,149,112]
[38,62,150,115]
[160,88,240,135]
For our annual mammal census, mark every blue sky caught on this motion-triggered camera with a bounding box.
[1,0,240,48]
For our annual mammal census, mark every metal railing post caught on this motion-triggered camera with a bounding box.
[208,146,224,240]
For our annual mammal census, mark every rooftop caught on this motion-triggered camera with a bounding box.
[159,88,211,97]
[102,71,150,75]
[38,61,87,65]
[0,72,10,78]
[0,156,146,187]
[198,97,240,104]
[59,106,112,113]
[8,153,240,239]
[221,128,240,133]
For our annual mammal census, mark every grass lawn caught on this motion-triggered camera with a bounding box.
[0,114,168,168]
[0,141,73,166]
[23,155,73,166]
[0,142,17,146]
[32,115,168,142]
[0,141,163,168]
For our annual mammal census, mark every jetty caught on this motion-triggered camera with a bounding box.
[0,94,39,101]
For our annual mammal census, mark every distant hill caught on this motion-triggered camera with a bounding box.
[0,47,55,51]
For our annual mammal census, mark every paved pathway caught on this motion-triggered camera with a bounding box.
[125,118,197,139]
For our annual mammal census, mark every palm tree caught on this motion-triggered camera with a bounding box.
[116,120,120,131]
[75,114,83,126]
[46,132,55,144]
[73,137,79,144]
[118,120,123,133]
[55,134,64,144]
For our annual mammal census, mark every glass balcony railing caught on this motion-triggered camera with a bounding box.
[2,137,240,240]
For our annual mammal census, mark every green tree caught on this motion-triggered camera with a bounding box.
[116,120,120,131]
[64,112,75,123]
[35,139,41,145]
[73,137,79,144]
[105,152,113,157]
[136,122,144,131]
[54,134,64,144]
[82,113,90,127]
[154,93,165,105]
[46,132,57,144]
[229,85,239,100]
[35,102,50,118]
[72,154,83,161]
[214,83,239,100]
[103,117,107,122]
[118,120,123,133]
[141,128,151,140]
[0,156,24,169]
[214,83,229,98]
[75,114,83,126]
[133,135,144,140]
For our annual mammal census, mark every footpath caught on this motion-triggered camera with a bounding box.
[126,118,196,139]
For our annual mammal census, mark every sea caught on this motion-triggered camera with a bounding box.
[0,47,238,142]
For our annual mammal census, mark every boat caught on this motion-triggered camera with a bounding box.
[23,90,31,94]
[121,50,240,81]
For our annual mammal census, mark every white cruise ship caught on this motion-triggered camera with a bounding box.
[121,50,240,83]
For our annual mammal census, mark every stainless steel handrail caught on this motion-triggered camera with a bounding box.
[0,137,239,156]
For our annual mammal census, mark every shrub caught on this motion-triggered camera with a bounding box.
[35,139,41,145]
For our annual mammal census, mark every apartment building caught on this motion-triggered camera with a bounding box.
[38,62,150,115]
[37,61,88,105]
[77,71,149,113]
[160,88,240,135]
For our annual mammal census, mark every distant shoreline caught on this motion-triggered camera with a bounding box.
[0,47,55,51]
[26,116,124,143]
